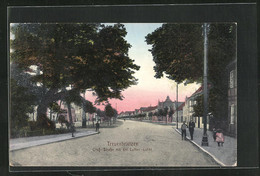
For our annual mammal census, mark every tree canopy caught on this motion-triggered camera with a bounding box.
[105,104,116,118]
[146,23,236,122]
[145,23,236,84]
[10,78,36,131]
[11,23,140,121]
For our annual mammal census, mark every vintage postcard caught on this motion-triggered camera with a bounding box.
[9,22,237,168]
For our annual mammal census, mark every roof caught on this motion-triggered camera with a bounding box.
[177,102,185,111]
[190,84,212,97]
[191,86,203,96]
[142,106,157,112]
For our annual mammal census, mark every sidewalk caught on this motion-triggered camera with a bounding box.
[175,127,237,166]
[10,129,98,151]
[137,119,176,126]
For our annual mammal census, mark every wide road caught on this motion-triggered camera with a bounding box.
[10,120,218,167]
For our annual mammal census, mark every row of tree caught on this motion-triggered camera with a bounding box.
[10,23,139,133]
[121,107,175,123]
[145,23,236,130]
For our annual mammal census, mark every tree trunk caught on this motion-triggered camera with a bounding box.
[36,88,59,120]
[50,110,52,121]
[56,101,62,122]
[37,103,48,120]
[82,103,86,128]
[67,102,73,124]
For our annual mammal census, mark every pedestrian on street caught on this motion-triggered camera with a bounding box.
[181,121,188,140]
[71,123,75,137]
[188,119,195,140]
[216,129,224,147]
[212,128,217,141]
[95,121,100,132]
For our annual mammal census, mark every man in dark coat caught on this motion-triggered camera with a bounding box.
[96,121,100,132]
[189,119,195,140]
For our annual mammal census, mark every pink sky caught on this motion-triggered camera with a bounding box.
[84,83,200,113]
[83,23,201,113]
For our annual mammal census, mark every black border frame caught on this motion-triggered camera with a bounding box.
[0,1,258,176]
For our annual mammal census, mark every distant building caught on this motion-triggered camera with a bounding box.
[183,86,205,128]
[157,96,183,111]
[173,102,185,122]
[59,102,77,122]
[73,104,83,122]
[157,96,184,122]
[118,111,135,118]
[141,106,157,120]
[158,96,174,110]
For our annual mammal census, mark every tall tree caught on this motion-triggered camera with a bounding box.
[105,104,115,126]
[148,112,153,121]
[11,23,140,125]
[168,108,174,122]
[10,79,36,136]
[158,109,164,121]
[146,23,236,126]
[163,107,169,124]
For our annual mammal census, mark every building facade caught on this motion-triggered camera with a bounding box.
[227,60,237,137]
[182,86,205,129]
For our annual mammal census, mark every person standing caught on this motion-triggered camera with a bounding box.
[95,121,100,132]
[71,123,75,137]
[212,128,217,141]
[216,129,224,146]
[189,120,195,140]
[181,121,188,140]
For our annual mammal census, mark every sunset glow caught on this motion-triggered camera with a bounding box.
[85,23,201,112]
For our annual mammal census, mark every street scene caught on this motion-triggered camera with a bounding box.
[10,120,220,166]
[9,23,237,167]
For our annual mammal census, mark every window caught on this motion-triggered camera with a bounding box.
[230,104,235,124]
[230,70,234,88]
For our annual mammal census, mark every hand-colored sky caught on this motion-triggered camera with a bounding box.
[85,23,201,113]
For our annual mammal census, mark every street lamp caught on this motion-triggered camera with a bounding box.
[176,83,179,129]
[82,91,86,128]
[201,23,209,146]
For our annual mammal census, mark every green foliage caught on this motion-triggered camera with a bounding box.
[10,79,36,131]
[146,24,203,83]
[168,108,174,117]
[193,96,203,117]
[105,104,115,118]
[36,114,56,130]
[48,102,60,113]
[163,107,169,116]
[64,90,83,106]
[137,113,146,118]
[148,112,153,117]
[84,101,96,114]
[153,112,158,116]
[146,23,236,121]
[11,23,140,121]
[58,115,70,128]
[158,109,164,117]
[96,108,105,117]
